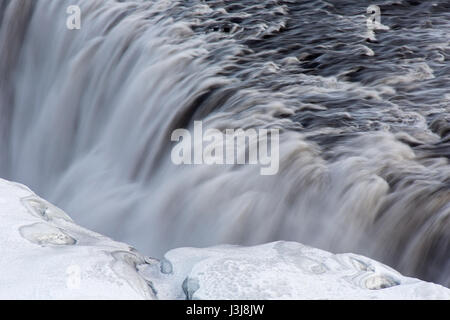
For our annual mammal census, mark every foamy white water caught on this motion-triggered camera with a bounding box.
[0,0,449,286]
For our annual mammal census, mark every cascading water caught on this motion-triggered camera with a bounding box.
[0,0,449,286]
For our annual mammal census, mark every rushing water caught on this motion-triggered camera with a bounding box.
[0,0,449,286]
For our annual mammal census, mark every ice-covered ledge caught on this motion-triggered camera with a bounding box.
[0,178,449,300]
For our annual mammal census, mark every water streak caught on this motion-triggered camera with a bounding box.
[0,0,448,286]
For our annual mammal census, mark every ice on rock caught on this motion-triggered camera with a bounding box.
[109,250,157,299]
[364,274,399,290]
[0,178,156,299]
[182,277,201,300]
[21,196,73,222]
[160,258,174,274]
[1,178,450,299]
[349,257,374,272]
[19,223,77,246]
[149,242,450,300]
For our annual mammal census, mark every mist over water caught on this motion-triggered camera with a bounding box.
[0,0,449,286]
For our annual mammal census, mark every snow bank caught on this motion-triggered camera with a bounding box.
[0,178,449,299]
[148,243,450,300]
[0,178,156,299]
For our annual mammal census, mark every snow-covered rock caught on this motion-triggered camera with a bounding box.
[0,178,449,300]
[148,243,450,300]
[0,178,156,299]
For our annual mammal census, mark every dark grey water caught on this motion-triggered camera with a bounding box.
[0,0,449,286]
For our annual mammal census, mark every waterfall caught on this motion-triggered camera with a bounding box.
[1,0,448,286]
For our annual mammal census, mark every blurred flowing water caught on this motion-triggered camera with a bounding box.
[0,0,449,286]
